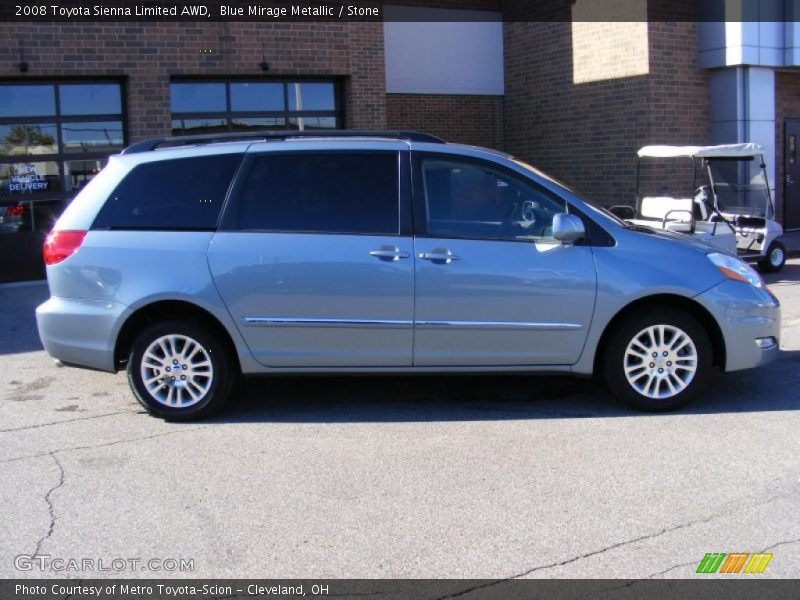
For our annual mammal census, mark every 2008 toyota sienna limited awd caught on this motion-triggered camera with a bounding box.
[35,131,781,420]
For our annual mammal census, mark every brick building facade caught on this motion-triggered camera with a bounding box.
[1,2,800,281]
[0,21,388,138]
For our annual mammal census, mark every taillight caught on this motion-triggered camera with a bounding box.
[43,230,87,266]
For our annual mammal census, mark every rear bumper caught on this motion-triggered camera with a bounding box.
[695,280,781,372]
[35,296,127,373]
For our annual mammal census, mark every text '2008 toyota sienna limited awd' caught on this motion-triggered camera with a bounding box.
[35,131,781,420]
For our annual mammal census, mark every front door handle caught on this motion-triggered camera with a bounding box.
[369,246,410,261]
[419,249,459,264]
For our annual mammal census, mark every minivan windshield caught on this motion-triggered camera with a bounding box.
[509,156,628,227]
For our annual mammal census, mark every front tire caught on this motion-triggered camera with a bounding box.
[758,240,786,273]
[604,308,712,412]
[127,320,237,420]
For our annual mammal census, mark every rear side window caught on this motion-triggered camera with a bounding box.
[228,152,399,234]
[92,154,243,230]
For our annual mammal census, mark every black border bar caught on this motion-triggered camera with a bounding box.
[1,0,800,23]
[3,579,800,600]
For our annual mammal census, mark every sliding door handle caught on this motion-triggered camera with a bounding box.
[369,247,410,261]
[419,249,459,264]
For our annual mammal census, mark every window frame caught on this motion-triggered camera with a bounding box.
[169,78,343,136]
[411,151,578,244]
[90,152,245,232]
[219,150,410,237]
[0,79,127,232]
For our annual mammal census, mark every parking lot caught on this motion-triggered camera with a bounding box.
[1,259,799,580]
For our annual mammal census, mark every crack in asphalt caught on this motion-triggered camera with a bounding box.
[584,535,800,598]
[0,426,209,464]
[31,452,65,558]
[645,536,800,580]
[760,537,800,552]
[62,578,83,600]
[0,410,137,434]
[643,559,699,579]
[431,491,795,600]
[571,502,800,598]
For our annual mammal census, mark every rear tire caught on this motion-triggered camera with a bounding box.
[758,240,786,273]
[603,308,712,412]
[127,320,237,421]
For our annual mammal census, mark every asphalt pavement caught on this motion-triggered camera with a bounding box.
[1,260,799,580]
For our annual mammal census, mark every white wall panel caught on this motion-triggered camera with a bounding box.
[383,6,504,95]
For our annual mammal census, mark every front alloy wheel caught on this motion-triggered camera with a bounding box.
[605,308,711,411]
[623,325,698,400]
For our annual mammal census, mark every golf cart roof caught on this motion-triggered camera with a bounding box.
[637,143,764,159]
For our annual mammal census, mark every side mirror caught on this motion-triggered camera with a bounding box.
[552,213,585,244]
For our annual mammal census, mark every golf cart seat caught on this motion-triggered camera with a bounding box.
[639,196,694,232]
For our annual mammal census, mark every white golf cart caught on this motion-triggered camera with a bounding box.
[613,143,786,272]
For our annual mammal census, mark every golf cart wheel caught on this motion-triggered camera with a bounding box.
[127,320,237,421]
[758,240,786,273]
[604,308,711,412]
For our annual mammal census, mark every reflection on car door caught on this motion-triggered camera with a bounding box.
[208,147,415,367]
[412,153,597,366]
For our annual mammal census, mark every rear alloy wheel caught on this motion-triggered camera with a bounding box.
[758,240,786,273]
[604,309,711,411]
[127,320,236,420]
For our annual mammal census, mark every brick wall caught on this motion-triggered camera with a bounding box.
[774,71,800,225]
[0,21,387,139]
[386,94,503,149]
[502,14,708,207]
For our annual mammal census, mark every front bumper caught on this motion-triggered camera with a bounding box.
[36,296,127,373]
[695,280,781,372]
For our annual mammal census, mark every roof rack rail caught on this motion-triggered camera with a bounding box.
[121,130,445,154]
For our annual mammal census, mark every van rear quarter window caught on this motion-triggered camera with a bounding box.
[92,154,243,230]
[226,152,399,235]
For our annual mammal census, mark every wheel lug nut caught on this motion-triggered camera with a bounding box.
[173,359,178,365]
[171,376,176,381]
[182,364,187,370]
[663,351,668,357]
[649,362,655,368]
[658,368,664,373]
[181,375,186,380]
[652,352,658,357]
[667,361,672,366]
[165,366,171,372]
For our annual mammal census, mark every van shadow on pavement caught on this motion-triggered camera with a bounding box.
[211,348,800,424]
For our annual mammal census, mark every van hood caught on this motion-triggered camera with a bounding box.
[622,222,728,255]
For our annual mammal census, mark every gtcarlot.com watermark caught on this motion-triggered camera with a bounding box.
[14,554,194,572]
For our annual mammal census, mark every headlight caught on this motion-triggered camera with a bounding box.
[707,252,764,288]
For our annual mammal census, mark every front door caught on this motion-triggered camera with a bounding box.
[208,148,414,367]
[412,153,597,366]
[784,119,800,230]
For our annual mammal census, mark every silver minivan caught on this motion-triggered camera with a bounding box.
[36,131,781,420]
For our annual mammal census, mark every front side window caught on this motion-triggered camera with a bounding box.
[93,154,243,231]
[230,152,398,235]
[421,158,567,242]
